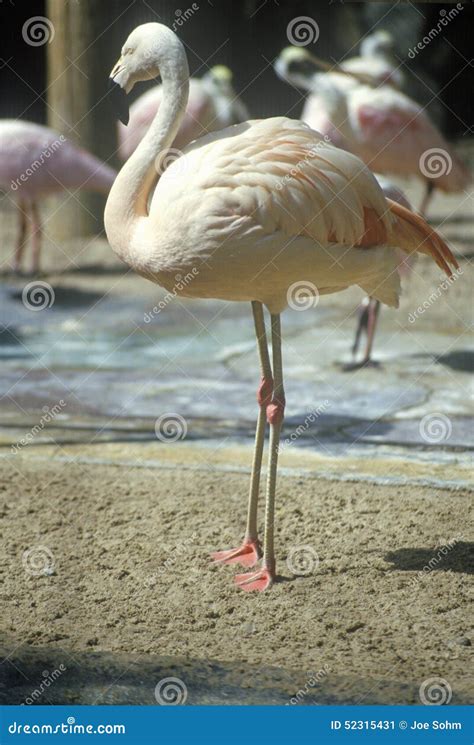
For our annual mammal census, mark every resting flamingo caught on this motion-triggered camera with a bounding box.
[117,65,249,160]
[341,30,404,90]
[105,23,459,592]
[274,47,471,216]
[275,47,469,368]
[0,120,116,274]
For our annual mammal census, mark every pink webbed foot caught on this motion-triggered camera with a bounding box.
[234,562,275,592]
[210,539,261,568]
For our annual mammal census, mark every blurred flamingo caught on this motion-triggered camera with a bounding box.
[275,47,468,368]
[345,174,415,370]
[0,119,116,274]
[106,23,458,591]
[117,65,249,160]
[341,30,404,89]
[274,47,470,215]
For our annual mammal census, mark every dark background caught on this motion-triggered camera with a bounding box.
[0,0,472,144]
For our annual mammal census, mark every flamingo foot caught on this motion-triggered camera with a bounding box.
[340,358,381,372]
[210,539,261,568]
[234,562,275,592]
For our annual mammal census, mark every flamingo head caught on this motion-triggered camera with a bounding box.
[108,22,188,125]
[274,47,319,91]
[360,30,396,59]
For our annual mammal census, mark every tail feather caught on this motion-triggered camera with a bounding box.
[386,198,459,277]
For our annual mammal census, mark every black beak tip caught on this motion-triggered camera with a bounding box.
[108,78,129,126]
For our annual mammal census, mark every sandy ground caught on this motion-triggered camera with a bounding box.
[0,454,472,704]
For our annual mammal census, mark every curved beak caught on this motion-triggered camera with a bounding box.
[108,57,130,125]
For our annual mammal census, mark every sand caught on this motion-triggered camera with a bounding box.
[0,454,472,704]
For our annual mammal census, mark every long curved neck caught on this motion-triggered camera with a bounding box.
[105,54,189,256]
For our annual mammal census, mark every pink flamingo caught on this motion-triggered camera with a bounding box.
[117,65,249,160]
[0,119,117,274]
[275,47,470,216]
[276,47,469,367]
[106,23,458,591]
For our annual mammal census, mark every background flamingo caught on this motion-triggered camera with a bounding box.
[341,30,404,89]
[275,47,468,367]
[346,174,415,370]
[105,22,458,592]
[117,65,249,160]
[0,120,116,275]
[274,47,471,216]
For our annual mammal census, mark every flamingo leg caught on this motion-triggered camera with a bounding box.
[13,200,29,274]
[235,313,285,592]
[210,301,272,568]
[419,181,435,217]
[29,202,42,275]
[343,297,381,371]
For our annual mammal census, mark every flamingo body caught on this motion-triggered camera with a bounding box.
[0,120,116,273]
[106,23,459,591]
